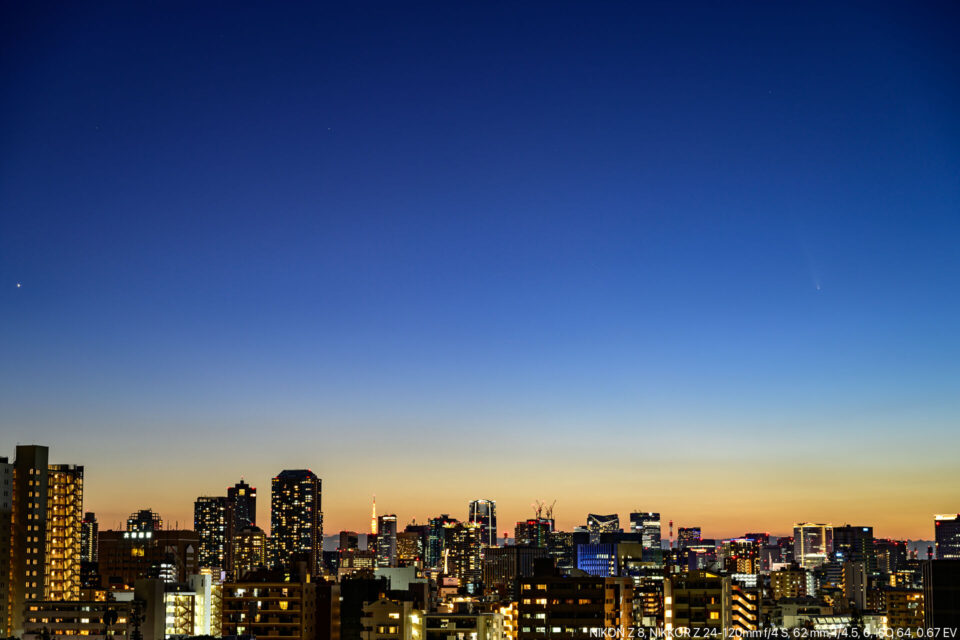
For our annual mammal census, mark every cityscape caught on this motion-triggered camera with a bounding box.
[0,443,958,640]
[2,2,959,640]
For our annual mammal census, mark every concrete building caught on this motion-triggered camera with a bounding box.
[5,446,84,636]
[664,571,723,632]
[483,545,551,598]
[194,495,233,574]
[771,566,807,600]
[517,574,633,639]
[425,609,504,640]
[98,527,199,589]
[228,479,257,530]
[271,469,323,576]
[222,570,318,640]
[360,598,424,640]
[232,524,268,580]
[883,588,924,631]
[376,514,398,568]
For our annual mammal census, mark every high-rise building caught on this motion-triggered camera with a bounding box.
[46,464,84,602]
[833,525,875,569]
[195,496,234,572]
[677,527,702,549]
[514,519,552,548]
[586,514,620,543]
[443,522,483,589]
[98,518,199,588]
[934,514,960,560]
[271,469,322,575]
[227,479,257,530]
[629,512,661,550]
[80,512,98,562]
[427,514,457,569]
[232,524,267,580]
[5,445,84,636]
[793,523,833,569]
[376,514,398,567]
[396,531,422,567]
[469,499,498,547]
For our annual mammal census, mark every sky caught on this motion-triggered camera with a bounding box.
[1,2,958,540]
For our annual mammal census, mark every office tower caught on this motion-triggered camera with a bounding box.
[232,524,267,580]
[195,496,233,572]
[514,518,552,547]
[271,469,322,575]
[339,531,360,551]
[935,514,960,560]
[396,531,422,567]
[517,573,633,639]
[875,538,908,574]
[548,530,575,575]
[376,514,398,567]
[0,457,12,636]
[677,527,702,549]
[127,508,163,532]
[427,514,457,569]
[443,522,483,589]
[80,512,98,562]
[227,479,257,530]
[586,513,619,543]
[793,523,833,568]
[629,512,661,550]
[7,446,86,637]
[833,525,875,569]
[469,499,498,547]
[482,546,551,598]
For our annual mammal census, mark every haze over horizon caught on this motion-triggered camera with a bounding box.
[2,2,958,541]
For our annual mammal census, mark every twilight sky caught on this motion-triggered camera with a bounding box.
[1,2,958,540]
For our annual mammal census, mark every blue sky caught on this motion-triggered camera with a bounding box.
[1,2,958,536]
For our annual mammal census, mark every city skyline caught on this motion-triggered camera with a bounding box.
[2,3,959,547]
[0,440,948,541]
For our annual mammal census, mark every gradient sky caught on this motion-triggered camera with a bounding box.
[1,2,958,540]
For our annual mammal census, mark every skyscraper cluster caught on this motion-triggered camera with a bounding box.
[2,443,960,640]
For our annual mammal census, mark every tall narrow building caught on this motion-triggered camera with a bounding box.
[5,445,84,636]
[227,479,257,530]
[376,514,398,567]
[934,514,960,560]
[80,512,99,562]
[46,464,84,601]
[271,469,322,576]
[195,496,234,572]
[468,499,498,547]
[629,512,662,551]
